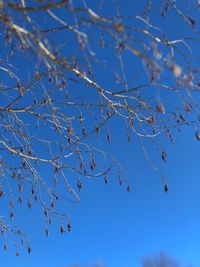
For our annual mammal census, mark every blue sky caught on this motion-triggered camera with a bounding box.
[0,1,200,267]
[1,125,200,266]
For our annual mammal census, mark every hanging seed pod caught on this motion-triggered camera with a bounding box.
[77,180,82,192]
[90,158,96,170]
[45,226,49,237]
[18,195,22,204]
[4,244,7,251]
[161,151,167,162]
[0,185,3,197]
[107,109,112,117]
[18,172,21,180]
[107,130,111,143]
[31,187,34,194]
[188,16,196,26]
[67,222,71,232]
[44,209,48,217]
[129,118,134,127]
[164,184,169,193]
[80,160,84,169]
[119,177,123,186]
[10,199,14,208]
[185,102,191,113]
[76,148,80,155]
[67,127,74,135]
[10,211,14,220]
[126,184,131,192]
[95,126,100,133]
[27,200,32,209]
[22,159,26,168]
[54,163,59,173]
[48,74,52,83]
[104,176,108,184]
[18,230,21,235]
[79,114,83,124]
[27,246,31,254]
[156,102,165,114]
[127,134,131,142]
[164,2,169,11]
[166,129,174,144]
[195,131,200,140]
[60,225,65,234]
[18,183,23,192]
[179,113,185,122]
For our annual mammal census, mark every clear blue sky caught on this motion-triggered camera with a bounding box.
[0,1,200,267]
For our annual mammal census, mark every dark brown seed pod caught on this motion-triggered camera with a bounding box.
[60,225,65,234]
[67,222,71,232]
[195,131,200,140]
[161,151,167,162]
[27,246,31,254]
[45,226,49,237]
[164,184,169,193]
